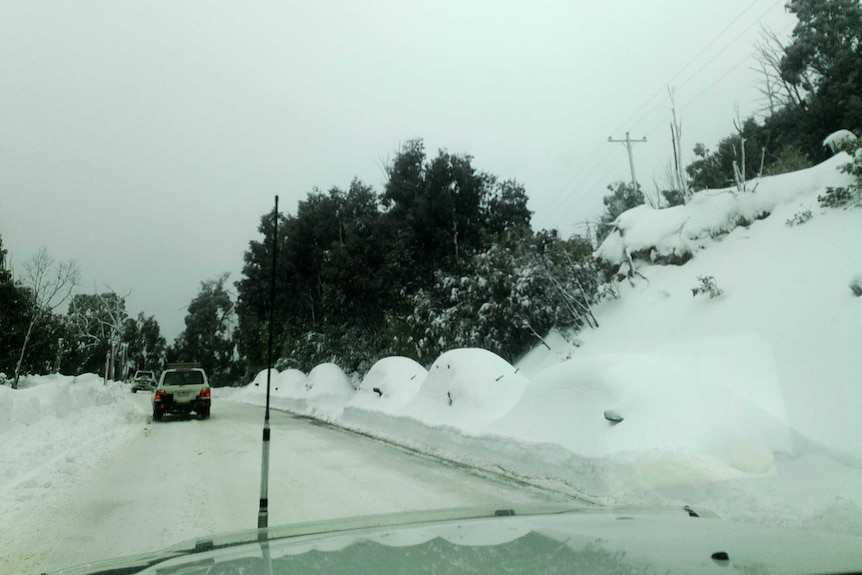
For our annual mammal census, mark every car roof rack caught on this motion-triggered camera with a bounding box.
[165,362,203,370]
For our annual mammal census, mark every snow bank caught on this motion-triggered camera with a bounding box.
[0,374,133,433]
[233,368,311,415]
[0,375,144,521]
[275,368,309,398]
[402,349,529,431]
[589,205,862,454]
[490,345,794,474]
[304,363,354,419]
[595,154,852,266]
[347,356,427,414]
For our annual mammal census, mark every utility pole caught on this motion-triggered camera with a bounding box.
[608,131,647,197]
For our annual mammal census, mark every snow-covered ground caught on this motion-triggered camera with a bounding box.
[0,379,554,574]
[235,153,862,532]
[3,154,862,572]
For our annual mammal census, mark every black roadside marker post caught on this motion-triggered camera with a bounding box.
[258,195,278,532]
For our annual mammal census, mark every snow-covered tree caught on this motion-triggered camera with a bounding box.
[597,181,644,243]
[399,232,599,363]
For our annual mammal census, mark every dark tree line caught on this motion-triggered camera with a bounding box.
[169,273,238,387]
[235,139,600,376]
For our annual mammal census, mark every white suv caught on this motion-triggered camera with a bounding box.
[131,370,157,393]
[152,364,211,421]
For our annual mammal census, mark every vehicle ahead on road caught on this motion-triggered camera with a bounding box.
[130,370,157,393]
[45,504,862,574]
[152,364,211,421]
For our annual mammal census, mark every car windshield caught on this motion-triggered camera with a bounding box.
[162,371,204,386]
[3,2,862,575]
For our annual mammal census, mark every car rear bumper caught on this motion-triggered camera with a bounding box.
[153,396,210,414]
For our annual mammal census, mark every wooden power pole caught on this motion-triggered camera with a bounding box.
[608,131,647,196]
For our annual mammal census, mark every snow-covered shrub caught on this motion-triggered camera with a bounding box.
[823,129,857,155]
[818,139,862,208]
[397,232,600,363]
[691,275,723,299]
[850,274,862,297]
[818,185,857,208]
[785,208,813,227]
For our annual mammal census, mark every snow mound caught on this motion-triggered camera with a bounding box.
[304,363,354,419]
[595,154,852,267]
[250,368,276,387]
[275,369,309,398]
[348,357,427,413]
[234,369,276,402]
[0,375,143,504]
[241,368,308,398]
[0,375,131,432]
[403,348,529,430]
[492,343,794,473]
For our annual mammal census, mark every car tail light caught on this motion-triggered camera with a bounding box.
[199,388,211,398]
[155,390,167,401]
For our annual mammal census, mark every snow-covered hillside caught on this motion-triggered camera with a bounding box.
[236,154,862,531]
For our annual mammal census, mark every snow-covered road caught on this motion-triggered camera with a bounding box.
[7,393,556,574]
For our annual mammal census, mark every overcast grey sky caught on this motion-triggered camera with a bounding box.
[1,1,796,343]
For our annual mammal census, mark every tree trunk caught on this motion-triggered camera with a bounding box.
[53,337,64,374]
[13,316,37,389]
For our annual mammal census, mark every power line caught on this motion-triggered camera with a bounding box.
[544,0,790,227]
[626,0,786,136]
[609,0,764,138]
[679,20,796,115]
[541,1,776,221]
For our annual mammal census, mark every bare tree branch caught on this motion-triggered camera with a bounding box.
[13,248,80,388]
[753,26,808,111]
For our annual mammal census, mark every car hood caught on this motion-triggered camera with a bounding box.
[45,504,862,575]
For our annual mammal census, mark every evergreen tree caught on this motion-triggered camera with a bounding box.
[235,210,289,370]
[123,313,167,374]
[0,280,34,376]
[235,140,536,374]
[173,274,237,387]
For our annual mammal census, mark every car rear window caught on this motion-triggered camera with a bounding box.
[162,370,204,386]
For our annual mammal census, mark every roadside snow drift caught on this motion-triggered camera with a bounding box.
[347,356,427,413]
[595,153,850,266]
[401,349,529,430]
